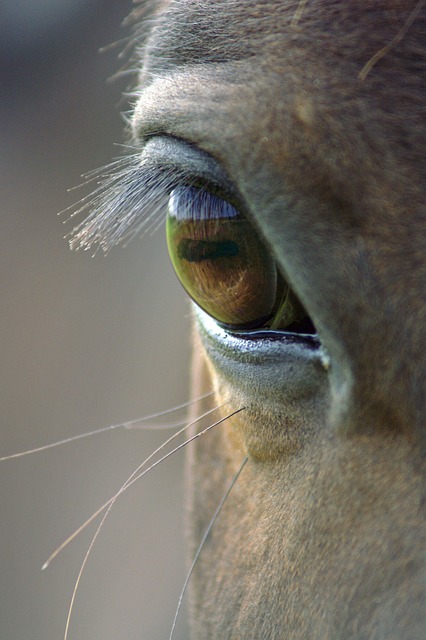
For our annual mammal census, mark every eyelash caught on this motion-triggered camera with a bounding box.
[68,153,199,254]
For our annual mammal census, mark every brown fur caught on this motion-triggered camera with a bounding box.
[131,1,425,637]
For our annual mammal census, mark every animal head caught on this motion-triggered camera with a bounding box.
[74,1,426,637]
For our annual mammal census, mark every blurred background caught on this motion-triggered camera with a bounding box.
[0,1,191,638]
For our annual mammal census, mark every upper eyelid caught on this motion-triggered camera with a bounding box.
[67,136,240,253]
[141,136,234,192]
[140,135,246,213]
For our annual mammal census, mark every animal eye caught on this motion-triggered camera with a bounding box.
[166,186,305,330]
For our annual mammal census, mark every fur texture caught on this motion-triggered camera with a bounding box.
[79,1,426,637]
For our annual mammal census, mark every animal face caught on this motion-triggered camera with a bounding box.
[75,0,426,637]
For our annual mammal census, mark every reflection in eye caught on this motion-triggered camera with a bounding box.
[166,186,305,330]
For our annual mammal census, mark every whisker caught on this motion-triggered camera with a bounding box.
[42,402,229,570]
[169,456,248,640]
[358,0,425,81]
[0,425,128,461]
[63,517,101,640]
[121,390,214,427]
[0,391,214,461]
[112,407,246,506]
[59,405,244,640]
[125,419,191,430]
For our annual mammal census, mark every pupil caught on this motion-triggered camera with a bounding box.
[166,186,285,329]
[177,238,239,262]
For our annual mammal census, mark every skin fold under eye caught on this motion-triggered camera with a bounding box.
[166,185,307,331]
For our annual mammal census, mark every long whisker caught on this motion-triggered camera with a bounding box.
[169,455,248,640]
[121,391,215,425]
[358,0,425,81]
[42,401,228,570]
[126,419,195,430]
[60,406,244,640]
[0,391,214,461]
[109,407,246,508]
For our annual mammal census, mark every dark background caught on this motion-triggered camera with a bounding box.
[1,1,190,638]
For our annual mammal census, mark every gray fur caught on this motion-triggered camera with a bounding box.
[130,1,426,637]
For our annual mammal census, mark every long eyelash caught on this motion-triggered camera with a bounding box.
[66,153,187,254]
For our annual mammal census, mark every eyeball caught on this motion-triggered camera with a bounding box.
[166,186,289,329]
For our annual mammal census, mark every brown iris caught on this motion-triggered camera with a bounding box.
[166,186,305,330]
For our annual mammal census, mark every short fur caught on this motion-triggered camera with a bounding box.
[139,1,426,638]
[87,1,426,637]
